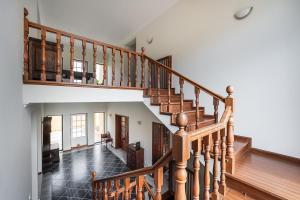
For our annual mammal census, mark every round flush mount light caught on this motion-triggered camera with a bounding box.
[234,6,253,20]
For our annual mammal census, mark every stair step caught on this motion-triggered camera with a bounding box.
[151,95,182,103]
[169,109,205,125]
[224,188,255,200]
[160,102,194,113]
[144,88,176,96]
[226,149,300,200]
[234,135,252,160]
[184,115,215,131]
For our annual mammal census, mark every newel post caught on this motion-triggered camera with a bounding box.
[225,85,235,174]
[91,171,96,200]
[173,113,190,200]
[24,8,29,81]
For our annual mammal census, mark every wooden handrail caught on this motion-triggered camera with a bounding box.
[96,149,172,183]
[145,56,226,102]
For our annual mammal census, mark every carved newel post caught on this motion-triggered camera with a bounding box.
[225,85,235,174]
[173,112,190,200]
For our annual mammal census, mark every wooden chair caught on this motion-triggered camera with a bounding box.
[100,131,113,148]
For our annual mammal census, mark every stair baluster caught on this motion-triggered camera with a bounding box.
[179,78,184,113]
[92,42,97,84]
[115,179,120,199]
[192,139,201,200]
[120,50,124,86]
[82,40,87,83]
[92,171,96,200]
[204,135,211,200]
[168,70,171,112]
[107,180,112,199]
[141,47,145,88]
[56,33,62,82]
[137,175,144,200]
[212,131,220,200]
[128,52,131,87]
[154,167,163,200]
[219,129,227,195]
[157,64,161,102]
[103,45,107,85]
[124,177,130,200]
[135,53,138,87]
[213,97,219,123]
[41,28,47,81]
[148,59,152,95]
[195,87,200,128]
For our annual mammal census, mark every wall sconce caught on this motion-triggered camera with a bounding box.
[137,121,142,125]
[234,7,253,20]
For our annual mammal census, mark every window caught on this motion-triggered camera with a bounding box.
[74,79,82,84]
[73,60,83,72]
[71,114,87,138]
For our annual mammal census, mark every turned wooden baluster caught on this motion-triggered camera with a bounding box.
[179,78,184,113]
[103,45,107,85]
[154,167,163,200]
[135,53,138,87]
[137,175,144,200]
[148,59,152,95]
[212,131,220,200]
[204,135,211,200]
[107,180,112,199]
[82,40,87,83]
[173,113,189,200]
[120,50,124,86]
[128,52,131,87]
[102,182,108,200]
[219,129,227,195]
[93,42,97,84]
[69,36,75,83]
[195,87,200,128]
[92,171,96,200]
[115,179,120,199]
[41,29,47,81]
[225,86,235,174]
[167,71,171,112]
[112,48,116,86]
[213,97,219,123]
[157,64,161,102]
[97,182,101,200]
[141,47,145,88]
[24,8,29,81]
[55,33,62,82]
[192,139,201,200]
[124,177,130,200]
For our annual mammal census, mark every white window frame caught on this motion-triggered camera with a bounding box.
[71,113,87,138]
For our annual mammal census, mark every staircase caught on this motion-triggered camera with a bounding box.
[22,8,300,200]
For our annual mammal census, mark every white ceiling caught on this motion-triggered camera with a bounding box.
[38,0,180,46]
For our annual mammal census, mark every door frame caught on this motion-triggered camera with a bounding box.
[93,112,106,144]
[70,113,88,148]
[47,115,63,151]
[115,114,129,150]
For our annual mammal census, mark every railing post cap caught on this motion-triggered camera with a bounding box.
[226,85,234,96]
[24,8,29,17]
[176,112,188,128]
[92,171,96,179]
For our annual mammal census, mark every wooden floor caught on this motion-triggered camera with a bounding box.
[233,149,300,200]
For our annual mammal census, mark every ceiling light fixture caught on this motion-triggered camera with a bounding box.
[234,7,253,20]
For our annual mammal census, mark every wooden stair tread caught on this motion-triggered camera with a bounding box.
[160,108,204,115]
[230,149,300,200]
[224,188,255,200]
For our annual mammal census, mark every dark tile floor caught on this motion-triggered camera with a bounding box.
[41,144,129,200]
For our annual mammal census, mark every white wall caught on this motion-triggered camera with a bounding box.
[135,0,300,158]
[0,0,32,199]
[106,102,161,166]
[42,103,107,150]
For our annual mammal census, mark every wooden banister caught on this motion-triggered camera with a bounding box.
[144,56,226,102]
[23,8,29,81]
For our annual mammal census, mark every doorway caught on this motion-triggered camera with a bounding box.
[152,122,171,164]
[71,113,87,148]
[49,115,63,150]
[115,114,129,151]
[94,112,105,143]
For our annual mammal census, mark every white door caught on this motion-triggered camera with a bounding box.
[71,113,87,148]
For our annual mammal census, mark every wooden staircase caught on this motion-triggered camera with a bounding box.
[22,9,300,200]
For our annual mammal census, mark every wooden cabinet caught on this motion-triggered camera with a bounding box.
[127,143,144,170]
[29,37,63,81]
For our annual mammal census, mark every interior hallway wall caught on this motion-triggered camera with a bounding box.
[136,0,300,158]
